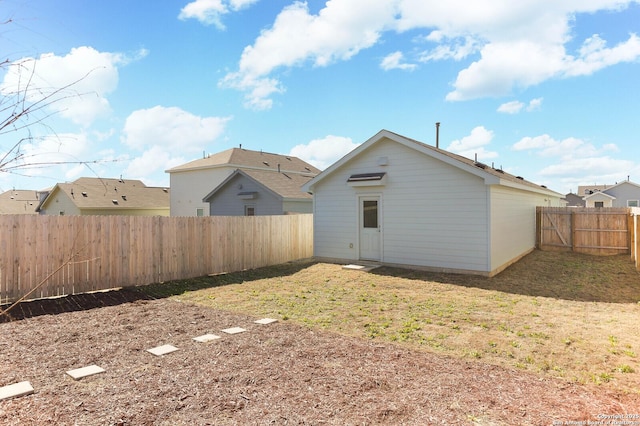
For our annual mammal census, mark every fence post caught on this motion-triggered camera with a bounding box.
[570,210,576,251]
[629,213,635,262]
[636,215,640,271]
[535,207,541,249]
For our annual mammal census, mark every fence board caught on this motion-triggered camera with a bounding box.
[0,214,313,303]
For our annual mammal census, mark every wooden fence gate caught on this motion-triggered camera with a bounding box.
[536,207,631,255]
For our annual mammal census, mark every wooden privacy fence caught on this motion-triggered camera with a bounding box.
[536,207,631,255]
[0,214,313,304]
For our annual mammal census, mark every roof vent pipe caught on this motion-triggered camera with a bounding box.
[435,122,440,149]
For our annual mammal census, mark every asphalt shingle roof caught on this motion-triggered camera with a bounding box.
[43,177,170,210]
[0,190,39,214]
[237,168,314,199]
[166,147,320,175]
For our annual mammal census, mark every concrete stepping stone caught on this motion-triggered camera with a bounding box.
[221,327,246,335]
[0,381,34,401]
[66,365,105,380]
[147,344,179,356]
[193,333,221,343]
[254,318,278,325]
[342,263,379,272]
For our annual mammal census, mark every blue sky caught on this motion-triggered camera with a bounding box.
[1,0,639,195]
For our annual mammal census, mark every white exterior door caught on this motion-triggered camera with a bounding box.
[359,196,381,261]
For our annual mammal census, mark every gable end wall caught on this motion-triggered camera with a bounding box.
[604,184,640,208]
[312,139,490,272]
[170,168,234,216]
[208,174,283,216]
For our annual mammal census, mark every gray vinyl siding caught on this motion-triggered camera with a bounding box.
[313,139,490,272]
[603,182,640,207]
[208,174,283,216]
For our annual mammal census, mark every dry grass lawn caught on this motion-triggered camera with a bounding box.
[140,249,640,394]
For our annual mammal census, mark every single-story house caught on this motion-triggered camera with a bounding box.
[166,147,320,217]
[0,189,40,214]
[203,168,314,216]
[36,177,170,216]
[302,129,564,276]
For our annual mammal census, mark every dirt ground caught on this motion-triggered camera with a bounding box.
[1,288,638,425]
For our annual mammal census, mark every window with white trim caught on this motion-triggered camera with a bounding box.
[627,200,639,207]
[196,208,204,217]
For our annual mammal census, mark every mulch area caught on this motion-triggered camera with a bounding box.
[1,289,638,425]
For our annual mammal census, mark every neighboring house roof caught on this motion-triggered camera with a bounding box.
[601,180,640,193]
[166,147,321,176]
[36,177,170,212]
[303,129,562,197]
[203,168,314,202]
[0,189,40,214]
[578,185,611,196]
[583,191,616,201]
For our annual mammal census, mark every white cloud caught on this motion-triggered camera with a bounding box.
[497,101,524,114]
[123,146,175,178]
[509,133,638,192]
[4,132,91,178]
[220,0,397,109]
[512,134,617,159]
[498,97,543,114]
[120,106,230,184]
[564,33,640,77]
[380,51,417,71]
[289,135,360,170]
[445,40,565,101]
[121,106,231,153]
[526,97,543,111]
[419,35,480,62]
[219,73,284,110]
[539,157,635,179]
[178,0,259,29]
[221,1,640,108]
[437,4,640,100]
[446,126,498,160]
[0,47,140,126]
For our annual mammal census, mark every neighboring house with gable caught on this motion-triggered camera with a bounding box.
[203,168,314,216]
[166,147,320,217]
[302,129,564,277]
[583,191,616,208]
[578,180,640,208]
[563,192,585,207]
[36,177,170,216]
[0,189,40,214]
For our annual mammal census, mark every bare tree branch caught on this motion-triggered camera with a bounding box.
[1,53,110,178]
